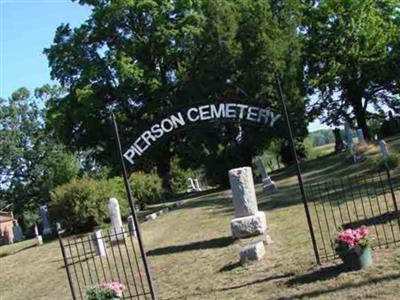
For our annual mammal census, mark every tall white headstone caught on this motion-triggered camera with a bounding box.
[357,129,367,146]
[379,140,389,158]
[108,198,125,241]
[228,167,267,238]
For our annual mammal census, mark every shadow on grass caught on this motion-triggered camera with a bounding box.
[219,261,241,272]
[343,211,400,229]
[287,264,346,286]
[147,236,235,256]
[0,243,37,258]
[276,272,400,300]
[218,273,294,291]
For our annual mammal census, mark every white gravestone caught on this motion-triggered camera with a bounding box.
[357,129,367,146]
[379,140,389,158]
[108,198,125,241]
[229,167,267,238]
[127,215,137,237]
[91,230,107,256]
[186,178,196,192]
[256,157,277,194]
[194,179,202,191]
[239,241,266,264]
[33,223,43,245]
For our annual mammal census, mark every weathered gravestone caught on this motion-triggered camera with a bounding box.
[39,205,52,236]
[357,129,367,146]
[239,240,266,264]
[379,140,389,158]
[108,198,126,242]
[256,157,277,194]
[91,230,107,256]
[12,222,24,242]
[127,215,137,237]
[228,167,267,238]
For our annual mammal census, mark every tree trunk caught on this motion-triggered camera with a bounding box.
[155,148,173,194]
[353,98,370,141]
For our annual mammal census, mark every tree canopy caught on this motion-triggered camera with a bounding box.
[304,0,400,138]
[44,0,308,187]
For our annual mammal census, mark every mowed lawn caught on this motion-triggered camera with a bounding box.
[1,135,399,300]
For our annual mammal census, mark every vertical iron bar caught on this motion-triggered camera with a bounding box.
[377,172,397,246]
[111,113,158,299]
[73,237,88,287]
[81,236,95,284]
[127,228,147,296]
[58,233,77,300]
[360,175,382,248]
[66,239,83,299]
[107,230,122,283]
[369,174,389,246]
[309,184,329,261]
[276,76,320,265]
[114,228,133,297]
[384,167,400,232]
[86,234,101,283]
[121,230,141,298]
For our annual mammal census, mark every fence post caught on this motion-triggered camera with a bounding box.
[58,231,77,300]
[276,75,321,265]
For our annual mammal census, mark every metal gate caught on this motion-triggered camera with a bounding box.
[306,171,400,262]
[58,226,156,300]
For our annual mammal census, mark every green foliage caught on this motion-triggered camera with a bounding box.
[305,130,335,147]
[129,171,163,209]
[44,0,308,188]
[305,0,400,136]
[49,177,105,233]
[85,287,116,300]
[0,87,79,227]
[170,167,198,194]
[365,154,400,172]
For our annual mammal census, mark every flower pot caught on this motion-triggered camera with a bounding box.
[342,246,372,270]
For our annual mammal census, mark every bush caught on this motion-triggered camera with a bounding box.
[49,177,107,233]
[129,171,163,209]
[365,154,399,172]
[170,167,198,194]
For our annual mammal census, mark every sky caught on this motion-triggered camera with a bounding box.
[0,0,330,132]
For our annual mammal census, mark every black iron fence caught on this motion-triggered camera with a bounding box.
[58,227,154,299]
[306,171,400,262]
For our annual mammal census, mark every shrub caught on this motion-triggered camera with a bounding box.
[129,171,163,209]
[170,167,198,194]
[365,154,399,172]
[49,177,107,233]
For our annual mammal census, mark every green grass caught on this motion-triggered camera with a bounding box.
[0,134,399,300]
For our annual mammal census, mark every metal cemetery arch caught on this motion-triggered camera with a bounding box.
[114,94,320,266]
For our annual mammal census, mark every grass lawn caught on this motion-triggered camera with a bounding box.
[0,135,399,300]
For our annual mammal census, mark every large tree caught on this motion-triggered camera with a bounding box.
[45,0,307,187]
[304,0,400,138]
[0,87,79,226]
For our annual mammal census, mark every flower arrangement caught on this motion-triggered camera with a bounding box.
[86,282,125,300]
[335,225,370,257]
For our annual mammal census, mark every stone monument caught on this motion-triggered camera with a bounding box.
[91,230,107,256]
[228,167,267,238]
[108,198,125,242]
[256,157,277,194]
